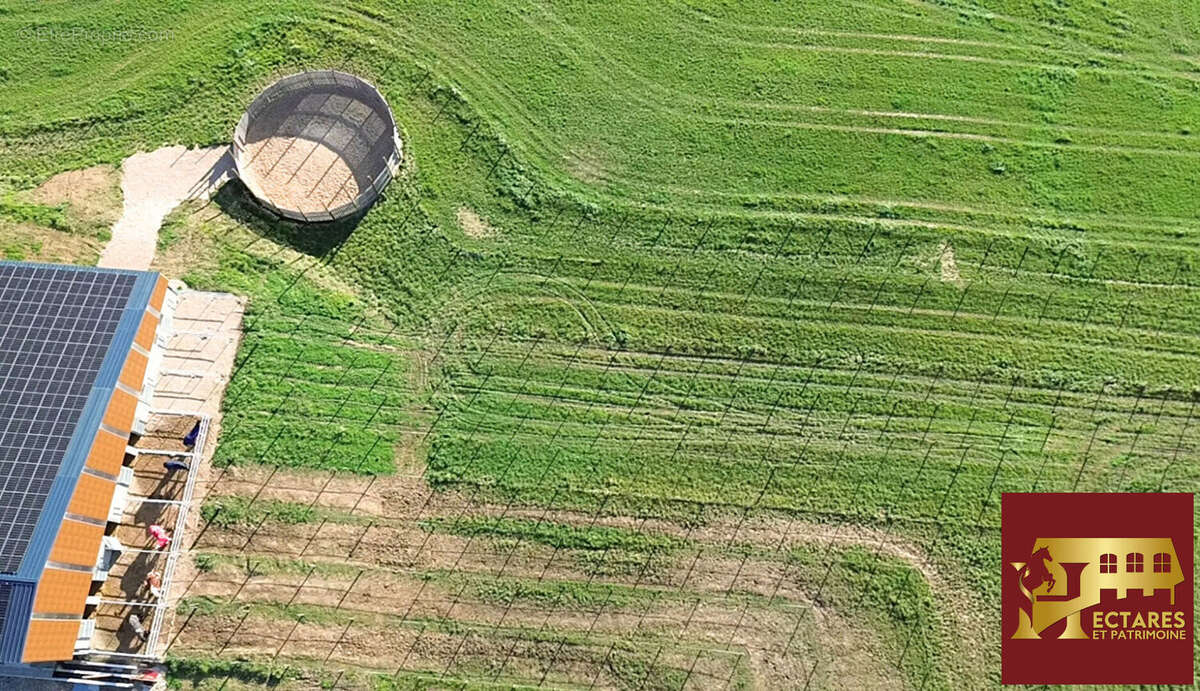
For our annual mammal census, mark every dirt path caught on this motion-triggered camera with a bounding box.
[98,145,232,270]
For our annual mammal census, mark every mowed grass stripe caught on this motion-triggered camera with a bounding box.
[438,386,1155,455]
[521,0,1200,142]
[460,299,1200,395]
[501,250,1200,327]
[461,343,1196,414]
[425,435,1110,520]
[490,272,1200,353]
[338,4,1200,220]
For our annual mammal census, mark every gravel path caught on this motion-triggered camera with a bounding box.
[98,145,232,271]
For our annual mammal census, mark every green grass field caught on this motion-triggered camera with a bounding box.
[4,0,1200,688]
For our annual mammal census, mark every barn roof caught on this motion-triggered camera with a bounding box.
[0,262,159,662]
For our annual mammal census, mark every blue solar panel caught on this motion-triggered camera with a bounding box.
[0,582,12,640]
[0,579,33,662]
[0,264,138,574]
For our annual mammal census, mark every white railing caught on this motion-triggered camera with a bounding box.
[87,414,209,662]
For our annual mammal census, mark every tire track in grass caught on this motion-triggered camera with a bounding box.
[665,27,1200,89]
[539,0,1200,124]
[674,0,1200,73]
[467,342,1200,422]
[477,296,1200,388]
[499,273,1200,353]
[437,389,1122,456]
[330,2,1200,235]
[451,364,1195,444]
[323,5,1200,297]
[512,235,1200,296]
[671,0,1200,81]
[331,11,1200,249]
[586,185,1200,239]
[511,0,1200,150]
[904,0,1191,62]
[592,197,1200,259]
[432,406,1061,464]
[500,0,1200,207]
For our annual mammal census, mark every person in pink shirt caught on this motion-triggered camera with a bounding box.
[147,524,170,549]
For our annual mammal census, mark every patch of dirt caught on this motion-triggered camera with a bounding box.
[1,220,103,265]
[128,453,188,501]
[196,463,985,682]
[2,164,123,264]
[100,546,170,603]
[563,145,612,185]
[202,470,943,586]
[190,507,938,684]
[180,554,901,689]
[27,164,123,228]
[456,206,496,238]
[938,241,961,283]
[147,415,203,439]
[243,137,359,213]
[134,418,198,454]
[112,500,182,550]
[199,468,981,596]
[175,612,637,688]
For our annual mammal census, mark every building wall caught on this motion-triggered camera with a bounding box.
[21,276,169,664]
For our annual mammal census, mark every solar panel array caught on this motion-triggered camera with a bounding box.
[0,264,137,574]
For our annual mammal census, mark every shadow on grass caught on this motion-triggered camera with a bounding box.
[212,179,365,262]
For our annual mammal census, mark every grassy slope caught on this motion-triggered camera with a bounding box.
[5,0,1200,687]
[160,189,418,474]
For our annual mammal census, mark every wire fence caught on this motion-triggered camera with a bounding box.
[139,50,1200,691]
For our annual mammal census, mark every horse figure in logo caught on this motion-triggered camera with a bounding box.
[1020,546,1056,594]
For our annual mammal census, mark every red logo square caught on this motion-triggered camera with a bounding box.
[1002,493,1193,684]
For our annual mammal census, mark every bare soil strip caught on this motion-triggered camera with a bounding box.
[179,459,986,687]
[177,559,900,690]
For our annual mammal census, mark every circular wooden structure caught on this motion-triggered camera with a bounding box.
[232,71,402,222]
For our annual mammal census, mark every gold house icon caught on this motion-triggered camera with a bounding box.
[1011,537,1183,639]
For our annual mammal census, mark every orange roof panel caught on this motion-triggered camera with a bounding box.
[85,428,127,478]
[134,311,160,351]
[48,519,104,569]
[102,388,137,433]
[67,473,116,523]
[22,619,80,663]
[149,275,167,312]
[33,568,91,616]
[119,350,149,393]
